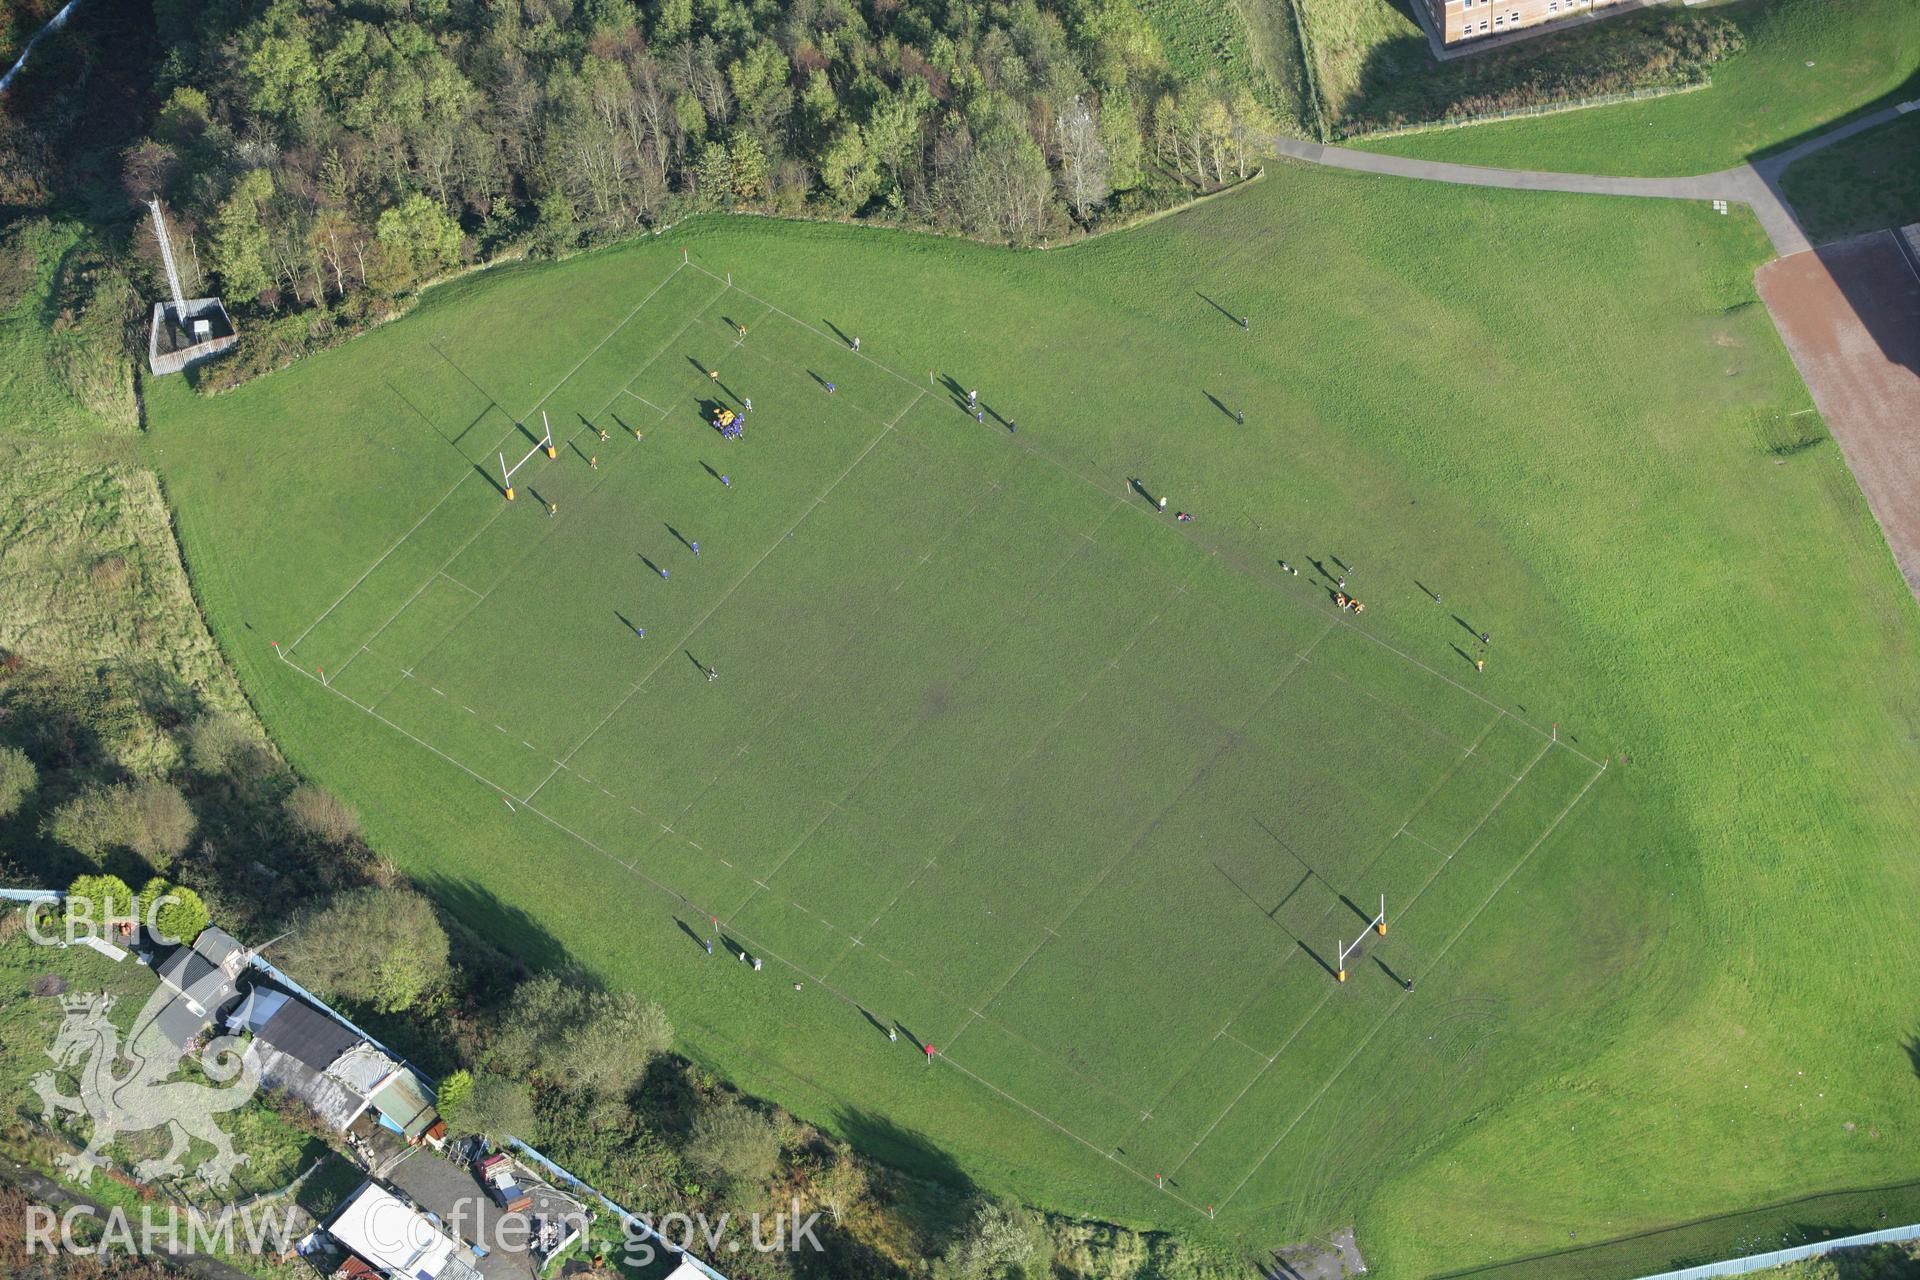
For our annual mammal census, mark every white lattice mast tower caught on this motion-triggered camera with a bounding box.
[148,198,188,319]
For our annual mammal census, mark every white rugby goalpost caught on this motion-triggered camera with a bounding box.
[499,412,557,501]
[1336,894,1387,983]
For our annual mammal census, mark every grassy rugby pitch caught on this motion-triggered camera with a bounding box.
[149,164,1920,1274]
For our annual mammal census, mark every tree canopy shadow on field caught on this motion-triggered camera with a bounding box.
[834,1107,975,1200]
[1428,1182,1920,1279]
[416,874,575,976]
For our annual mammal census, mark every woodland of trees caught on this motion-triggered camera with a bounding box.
[118,0,1277,345]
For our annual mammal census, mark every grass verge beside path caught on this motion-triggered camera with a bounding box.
[1779,112,1920,246]
[1352,0,1919,175]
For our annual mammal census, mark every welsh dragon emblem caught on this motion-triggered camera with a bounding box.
[31,989,259,1189]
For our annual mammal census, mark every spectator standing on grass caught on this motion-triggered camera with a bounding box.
[975,410,985,424]
[709,369,720,384]
[743,397,752,413]
[547,502,557,518]
[661,567,670,580]
[598,426,610,442]
[1236,410,1244,426]
[852,337,861,352]
[707,666,718,682]
[703,938,713,956]
[1007,421,1016,434]
[1158,496,1168,512]
[691,541,700,556]
[826,382,836,394]
[720,474,731,488]
[888,1027,897,1043]
[1240,315,1249,330]
[635,626,646,639]
[589,455,598,470]
[968,388,978,407]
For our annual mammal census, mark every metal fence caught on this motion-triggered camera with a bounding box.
[1633,1223,1920,1280]
[505,1138,731,1280]
[1345,78,1708,141]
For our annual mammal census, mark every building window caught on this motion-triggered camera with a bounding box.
[1480,18,1489,28]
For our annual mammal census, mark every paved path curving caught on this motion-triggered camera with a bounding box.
[1268,101,1917,259]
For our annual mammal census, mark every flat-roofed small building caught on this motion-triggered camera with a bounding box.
[326,1183,481,1280]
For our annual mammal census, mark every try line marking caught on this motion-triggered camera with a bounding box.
[523,387,927,807]
[287,260,695,654]
[268,640,1210,1216]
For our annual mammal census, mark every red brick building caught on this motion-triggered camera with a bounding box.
[1423,0,1636,48]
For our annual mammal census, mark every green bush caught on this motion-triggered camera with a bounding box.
[460,1072,535,1140]
[0,746,36,819]
[185,713,267,778]
[64,872,136,932]
[435,1069,474,1126]
[490,972,673,1098]
[136,877,211,946]
[278,886,450,1013]
[44,780,197,871]
[685,1102,782,1195]
[284,784,360,846]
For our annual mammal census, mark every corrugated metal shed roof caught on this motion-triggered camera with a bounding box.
[249,1041,369,1132]
[369,1068,437,1140]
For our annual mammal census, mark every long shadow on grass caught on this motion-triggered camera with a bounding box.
[417,876,574,975]
[834,1107,975,1201]
[1297,940,1339,980]
[1338,894,1378,926]
[1196,292,1242,326]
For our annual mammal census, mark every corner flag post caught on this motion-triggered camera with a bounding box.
[500,451,515,501]
[542,411,556,459]
[1336,938,1346,983]
[1376,892,1388,936]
